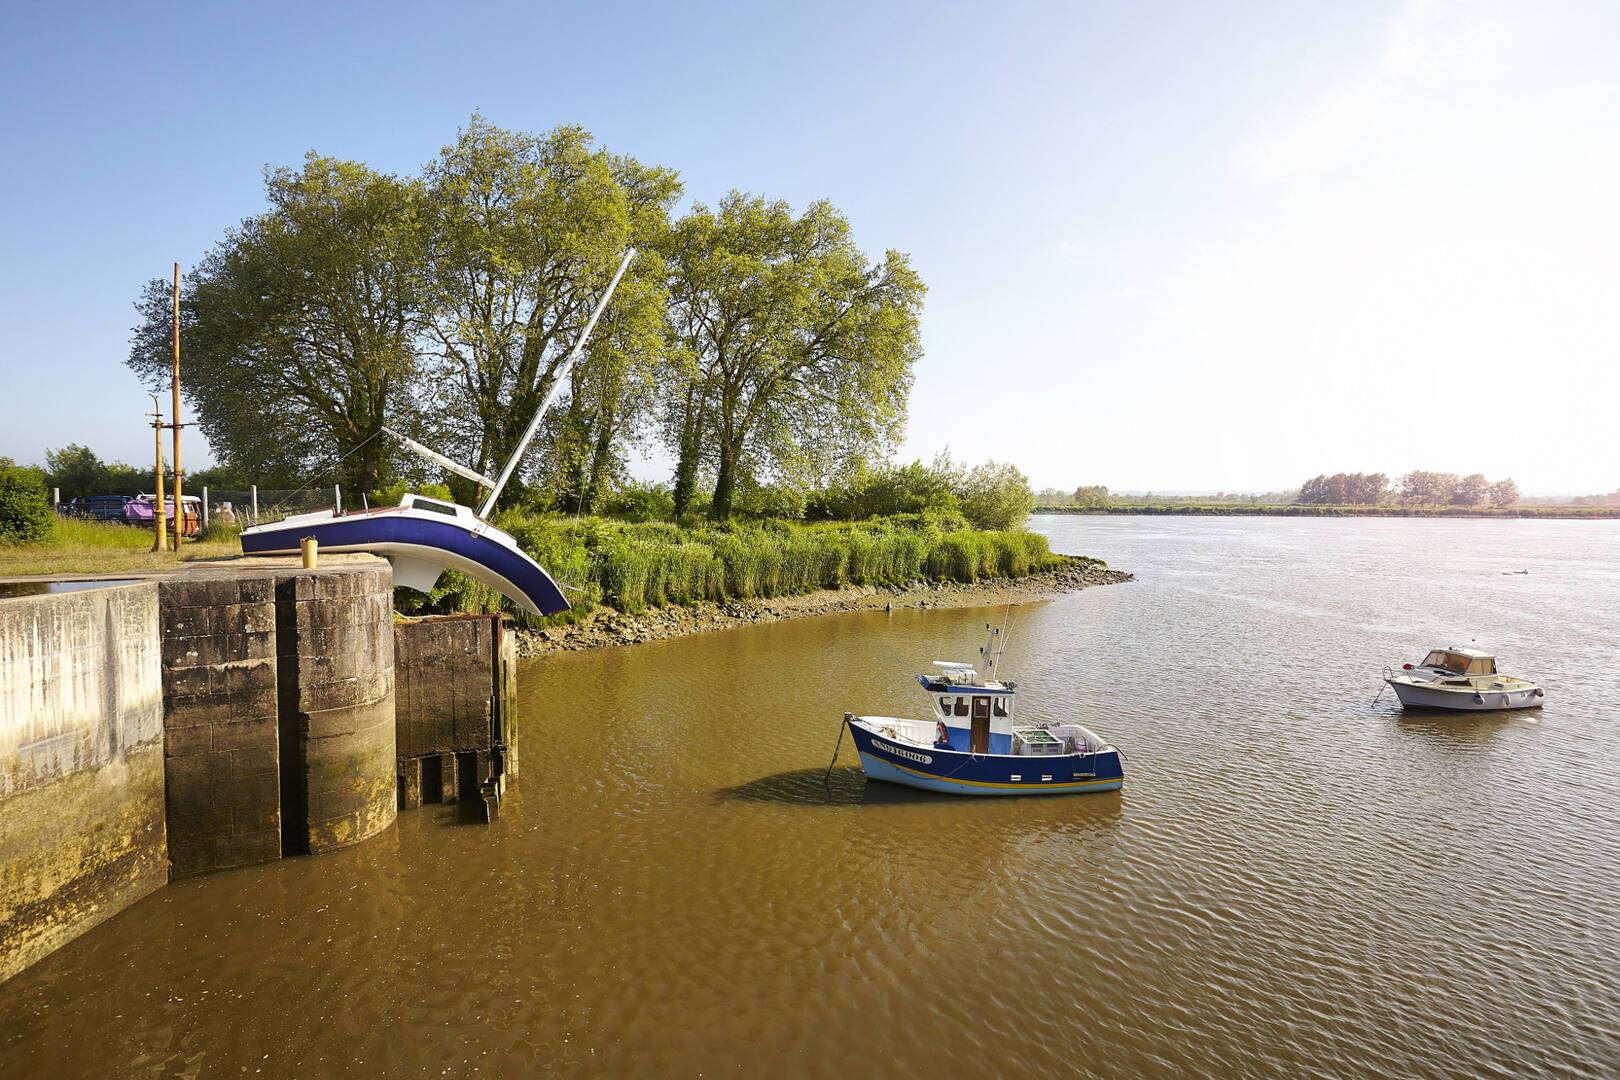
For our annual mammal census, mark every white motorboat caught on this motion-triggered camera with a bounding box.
[1384,647,1545,711]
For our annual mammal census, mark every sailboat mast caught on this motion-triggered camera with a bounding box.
[477,248,637,519]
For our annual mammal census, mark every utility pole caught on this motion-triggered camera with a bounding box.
[149,395,168,553]
[171,263,185,548]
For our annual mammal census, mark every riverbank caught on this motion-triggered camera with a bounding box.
[512,558,1131,656]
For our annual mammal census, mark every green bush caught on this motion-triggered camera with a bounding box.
[421,510,1069,622]
[0,464,55,545]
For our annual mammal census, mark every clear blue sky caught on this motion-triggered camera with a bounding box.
[3,0,1616,494]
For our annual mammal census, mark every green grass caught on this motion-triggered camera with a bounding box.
[402,513,1075,626]
[0,516,242,576]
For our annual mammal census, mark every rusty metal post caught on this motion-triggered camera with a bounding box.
[150,394,168,553]
[171,263,183,548]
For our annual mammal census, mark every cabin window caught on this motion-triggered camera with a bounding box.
[938,696,952,716]
[412,498,461,518]
[954,696,968,717]
[1466,658,1496,675]
[1421,651,1470,675]
[993,697,1009,717]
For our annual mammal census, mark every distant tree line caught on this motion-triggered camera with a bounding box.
[1296,471,1518,508]
[34,444,241,503]
[127,116,927,522]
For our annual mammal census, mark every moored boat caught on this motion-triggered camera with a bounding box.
[239,249,636,618]
[1384,647,1545,711]
[843,626,1124,796]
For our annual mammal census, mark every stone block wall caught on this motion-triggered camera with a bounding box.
[276,567,396,853]
[0,582,167,985]
[157,576,281,876]
[394,614,516,810]
[156,558,397,874]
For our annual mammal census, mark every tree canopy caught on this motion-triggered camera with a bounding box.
[661,192,925,519]
[129,155,427,493]
[127,118,933,521]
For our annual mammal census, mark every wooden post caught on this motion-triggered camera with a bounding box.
[149,394,167,553]
[171,263,183,548]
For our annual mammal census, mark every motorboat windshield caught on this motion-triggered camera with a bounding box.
[1419,650,1495,675]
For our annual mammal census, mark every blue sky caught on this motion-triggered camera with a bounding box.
[2,0,1616,494]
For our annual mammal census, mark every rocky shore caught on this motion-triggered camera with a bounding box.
[512,559,1132,656]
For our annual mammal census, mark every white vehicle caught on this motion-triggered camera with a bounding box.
[1384,647,1545,711]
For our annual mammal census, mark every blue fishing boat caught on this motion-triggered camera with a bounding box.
[240,250,636,617]
[842,626,1124,796]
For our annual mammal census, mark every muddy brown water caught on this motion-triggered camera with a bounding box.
[3,516,1618,1078]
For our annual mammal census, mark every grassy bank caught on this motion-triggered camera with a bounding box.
[0,517,242,576]
[409,512,1075,625]
[1034,504,1620,519]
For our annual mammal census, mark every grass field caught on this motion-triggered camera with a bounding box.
[0,517,241,576]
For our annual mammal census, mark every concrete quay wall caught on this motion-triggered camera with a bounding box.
[0,582,168,985]
[394,614,517,810]
[2,554,513,984]
[275,567,395,854]
[158,558,397,874]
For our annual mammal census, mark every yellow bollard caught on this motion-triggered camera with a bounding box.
[300,536,318,569]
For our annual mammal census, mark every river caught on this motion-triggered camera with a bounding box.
[3,516,1617,1078]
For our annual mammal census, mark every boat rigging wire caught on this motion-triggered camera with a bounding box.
[249,428,385,525]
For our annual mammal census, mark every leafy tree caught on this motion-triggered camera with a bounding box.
[1399,471,1459,506]
[663,192,925,520]
[418,117,679,510]
[44,444,108,502]
[806,453,958,520]
[0,462,54,544]
[1298,472,1388,505]
[1487,479,1519,507]
[128,155,427,496]
[958,459,1035,530]
[1453,473,1489,506]
[1071,485,1111,509]
[43,444,147,500]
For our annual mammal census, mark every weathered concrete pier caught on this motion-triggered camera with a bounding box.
[1,555,514,984]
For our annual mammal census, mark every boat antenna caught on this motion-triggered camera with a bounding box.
[993,603,1013,679]
[477,248,637,519]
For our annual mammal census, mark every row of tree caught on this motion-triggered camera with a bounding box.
[128,117,926,520]
[1297,471,1518,507]
[36,444,244,504]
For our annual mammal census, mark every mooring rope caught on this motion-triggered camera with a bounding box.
[822,715,849,787]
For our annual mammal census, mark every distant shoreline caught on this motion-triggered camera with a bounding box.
[1033,506,1620,520]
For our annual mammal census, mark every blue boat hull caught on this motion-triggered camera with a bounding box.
[848,720,1123,796]
[240,512,568,616]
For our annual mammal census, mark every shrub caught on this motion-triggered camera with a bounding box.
[0,464,54,545]
[959,460,1035,530]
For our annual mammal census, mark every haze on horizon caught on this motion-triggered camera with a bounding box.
[1,0,1614,497]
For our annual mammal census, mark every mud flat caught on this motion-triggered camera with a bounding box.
[514,559,1132,656]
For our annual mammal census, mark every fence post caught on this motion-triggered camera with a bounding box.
[201,486,209,530]
[52,488,59,510]
[335,484,342,514]
[250,485,258,519]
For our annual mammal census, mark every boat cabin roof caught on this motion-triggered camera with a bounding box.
[916,671,1015,695]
